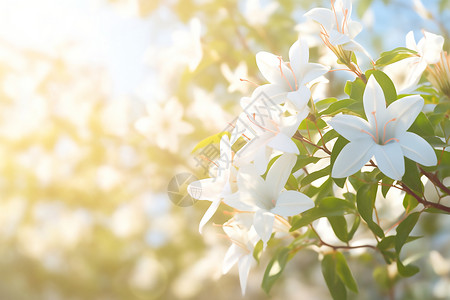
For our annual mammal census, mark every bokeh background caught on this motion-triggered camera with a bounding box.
[0,0,449,299]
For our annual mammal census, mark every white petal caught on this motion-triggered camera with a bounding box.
[266,153,297,194]
[223,244,241,274]
[267,133,299,154]
[223,192,257,211]
[187,178,223,201]
[398,132,437,166]
[421,31,444,64]
[271,190,314,217]
[238,254,254,295]
[328,30,351,46]
[304,8,334,32]
[373,142,405,181]
[405,31,417,50]
[399,60,427,93]
[298,63,329,86]
[253,210,275,246]
[332,140,374,178]
[254,146,271,175]
[199,199,221,234]
[252,84,288,105]
[347,20,362,39]
[289,39,308,72]
[328,115,373,141]
[256,51,293,88]
[287,86,311,112]
[364,76,387,124]
[386,95,423,135]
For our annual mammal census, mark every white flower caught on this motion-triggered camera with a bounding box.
[305,0,368,56]
[222,213,259,296]
[134,98,193,153]
[243,0,279,27]
[233,112,301,174]
[224,154,315,246]
[385,30,444,93]
[254,38,329,108]
[328,76,437,180]
[220,61,249,94]
[187,135,236,233]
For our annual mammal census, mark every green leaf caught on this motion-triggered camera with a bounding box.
[300,166,330,186]
[408,112,435,137]
[397,260,420,277]
[328,216,349,242]
[191,132,228,153]
[322,254,347,300]
[356,184,385,238]
[403,194,419,213]
[286,174,299,190]
[395,212,420,254]
[335,252,359,293]
[330,136,349,188]
[319,129,339,146]
[253,240,264,263]
[401,158,423,194]
[375,47,418,68]
[262,248,290,294]
[292,155,321,173]
[347,216,361,241]
[381,177,394,198]
[344,78,366,101]
[315,97,338,112]
[365,70,397,105]
[290,197,353,231]
[319,99,358,116]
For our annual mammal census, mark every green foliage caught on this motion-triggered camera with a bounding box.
[322,252,359,300]
[375,47,418,68]
[262,248,291,294]
[356,184,385,238]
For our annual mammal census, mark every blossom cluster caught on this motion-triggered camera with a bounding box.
[187,0,450,297]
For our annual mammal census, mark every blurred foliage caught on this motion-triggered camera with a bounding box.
[0,0,449,299]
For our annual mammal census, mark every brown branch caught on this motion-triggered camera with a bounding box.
[309,225,379,252]
[400,182,450,213]
[293,131,332,155]
[419,166,450,195]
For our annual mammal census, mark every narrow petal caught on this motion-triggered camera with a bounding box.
[271,190,314,217]
[256,51,292,88]
[364,76,387,123]
[253,210,275,246]
[287,86,311,112]
[332,140,374,178]
[199,199,221,234]
[421,31,444,64]
[238,254,254,295]
[405,31,417,50]
[328,30,351,46]
[304,8,334,32]
[266,153,297,194]
[373,143,405,181]
[222,244,241,274]
[298,63,329,86]
[398,132,437,166]
[187,178,223,201]
[251,84,288,105]
[254,146,271,175]
[223,192,257,211]
[267,133,299,154]
[328,115,373,141]
[399,60,426,93]
[386,95,423,135]
[289,39,309,72]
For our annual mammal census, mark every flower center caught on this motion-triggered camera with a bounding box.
[360,111,399,145]
[277,56,298,91]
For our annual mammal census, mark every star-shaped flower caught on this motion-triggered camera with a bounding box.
[386,30,444,93]
[254,38,329,108]
[224,153,315,246]
[187,135,235,233]
[305,0,369,57]
[328,76,437,180]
